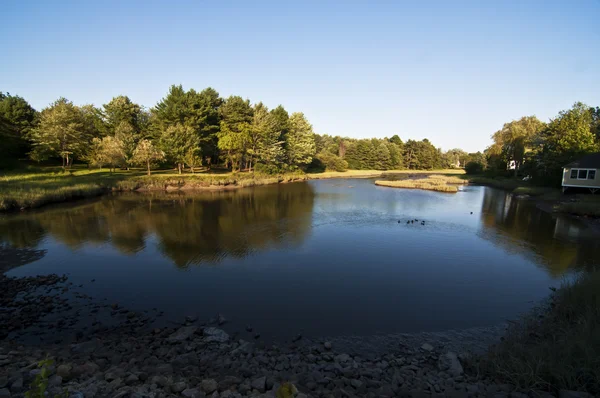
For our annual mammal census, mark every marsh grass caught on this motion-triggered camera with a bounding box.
[473,271,600,395]
[308,169,465,180]
[375,174,467,193]
[0,167,306,212]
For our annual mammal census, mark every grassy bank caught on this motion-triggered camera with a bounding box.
[0,167,306,212]
[375,174,467,193]
[553,195,600,217]
[475,271,600,395]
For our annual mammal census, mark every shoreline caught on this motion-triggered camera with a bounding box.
[0,272,528,398]
[1,169,464,214]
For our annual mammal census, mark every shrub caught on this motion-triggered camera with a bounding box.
[465,161,485,174]
[315,152,348,172]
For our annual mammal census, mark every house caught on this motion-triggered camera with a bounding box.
[562,153,600,193]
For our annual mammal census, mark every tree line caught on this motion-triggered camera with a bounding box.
[474,102,600,185]
[1,87,476,173]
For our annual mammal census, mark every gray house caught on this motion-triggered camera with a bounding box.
[562,153,600,193]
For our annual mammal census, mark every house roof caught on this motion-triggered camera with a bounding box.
[564,152,600,168]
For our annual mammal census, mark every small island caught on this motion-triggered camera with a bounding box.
[375,174,468,193]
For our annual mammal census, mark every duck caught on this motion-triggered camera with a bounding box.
[406,220,410,224]
[470,211,473,215]
[421,221,425,225]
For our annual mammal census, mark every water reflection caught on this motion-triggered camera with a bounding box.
[0,183,315,268]
[479,188,600,276]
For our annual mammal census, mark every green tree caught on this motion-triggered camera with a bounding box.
[0,92,37,165]
[218,96,253,170]
[29,98,89,168]
[103,95,143,131]
[491,116,545,176]
[286,112,316,168]
[114,121,139,168]
[132,139,165,175]
[252,102,284,168]
[159,123,200,174]
[92,136,126,172]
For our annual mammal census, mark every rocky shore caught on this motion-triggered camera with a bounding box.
[0,274,593,398]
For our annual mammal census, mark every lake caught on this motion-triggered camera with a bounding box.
[2,178,598,342]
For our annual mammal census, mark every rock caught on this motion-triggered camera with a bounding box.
[104,368,125,381]
[335,353,351,363]
[203,327,229,343]
[172,381,187,393]
[185,315,198,323]
[421,343,434,352]
[350,379,363,389]
[324,342,332,350]
[125,374,139,385]
[0,388,9,398]
[217,314,227,325]
[438,352,463,377]
[245,325,253,332]
[156,363,174,374]
[251,376,266,393]
[201,379,218,394]
[48,375,62,387]
[56,364,72,379]
[167,326,199,343]
[151,375,169,388]
[510,393,529,398]
[182,388,205,398]
[71,340,100,354]
[9,379,22,393]
[108,377,123,390]
[559,391,594,398]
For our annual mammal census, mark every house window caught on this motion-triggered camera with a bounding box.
[569,168,597,180]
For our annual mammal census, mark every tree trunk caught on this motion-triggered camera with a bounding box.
[178,163,182,174]
[147,160,151,176]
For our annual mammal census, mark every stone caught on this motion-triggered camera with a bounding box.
[108,377,123,390]
[56,364,72,379]
[218,376,241,391]
[201,379,218,394]
[421,343,434,352]
[0,388,9,398]
[125,374,139,385]
[172,381,187,393]
[151,375,169,387]
[217,314,227,325]
[252,376,267,393]
[510,393,529,398]
[203,327,229,343]
[350,379,363,389]
[48,375,62,387]
[167,326,199,343]
[324,342,332,350]
[182,388,206,398]
[335,354,351,363]
[156,363,174,374]
[104,368,125,381]
[559,391,594,398]
[9,379,22,393]
[438,352,463,377]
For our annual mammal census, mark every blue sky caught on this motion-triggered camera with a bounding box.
[1,0,599,152]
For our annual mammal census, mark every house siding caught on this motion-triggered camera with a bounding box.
[562,167,600,188]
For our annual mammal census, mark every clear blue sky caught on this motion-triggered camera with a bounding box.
[2,0,599,152]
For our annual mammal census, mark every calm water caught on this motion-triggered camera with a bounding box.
[2,179,599,341]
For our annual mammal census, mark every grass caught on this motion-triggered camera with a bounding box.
[0,166,306,212]
[374,174,468,193]
[307,169,465,179]
[474,271,600,395]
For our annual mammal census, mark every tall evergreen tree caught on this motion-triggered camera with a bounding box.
[286,112,316,168]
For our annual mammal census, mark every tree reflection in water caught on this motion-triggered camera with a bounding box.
[0,182,315,268]
[478,188,600,276]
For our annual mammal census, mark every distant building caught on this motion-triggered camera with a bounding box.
[562,153,600,193]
